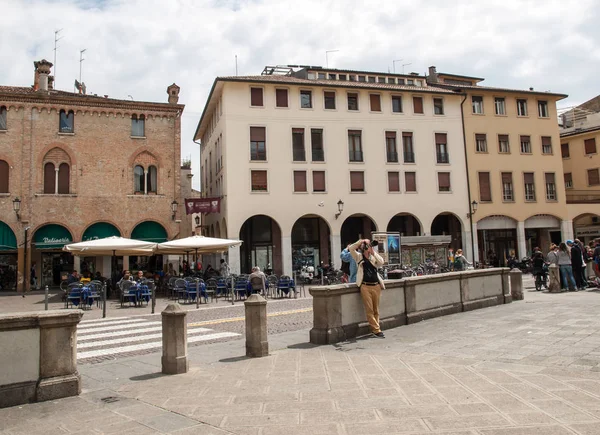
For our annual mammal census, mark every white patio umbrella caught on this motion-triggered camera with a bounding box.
[154,235,242,255]
[63,236,157,256]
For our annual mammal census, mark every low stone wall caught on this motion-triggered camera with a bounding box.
[310,268,511,345]
[0,310,83,408]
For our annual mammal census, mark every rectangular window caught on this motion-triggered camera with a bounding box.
[517,99,528,116]
[368,76,376,83]
[541,136,552,154]
[292,128,306,161]
[545,173,556,200]
[293,171,307,192]
[498,134,510,153]
[438,172,451,192]
[585,138,597,155]
[413,96,424,114]
[435,133,449,163]
[494,97,506,115]
[538,100,549,118]
[479,172,491,201]
[313,171,326,192]
[339,74,347,81]
[520,135,532,154]
[250,127,266,161]
[250,87,263,106]
[385,131,398,163]
[131,115,145,137]
[564,172,573,189]
[391,95,403,113]
[405,172,416,192]
[388,172,400,192]
[378,77,386,83]
[350,171,365,192]
[524,172,535,201]
[475,133,488,153]
[0,106,6,130]
[324,91,336,110]
[275,88,288,107]
[317,72,326,79]
[348,130,363,162]
[369,94,382,112]
[59,110,74,133]
[251,170,267,192]
[588,168,600,186]
[328,73,336,80]
[300,90,312,108]
[401,132,415,163]
[502,172,514,201]
[472,96,484,114]
[433,98,444,115]
[561,142,569,158]
[358,75,366,82]
[310,128,324,162]
[347,93,359,111]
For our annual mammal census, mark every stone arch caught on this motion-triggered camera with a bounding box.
[239,214,283,275]
[340,213,378,247]
[386,213,423,236]
[291,214,333,272]
[431,211,464,252]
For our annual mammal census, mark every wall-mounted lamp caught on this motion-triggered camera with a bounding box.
[467,200,478,218]
[12,197,21,221]
[195,215,200,226]
[334,199,344,220]
[171,200,178,221]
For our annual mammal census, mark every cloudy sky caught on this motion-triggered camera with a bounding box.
[2,0,600,189]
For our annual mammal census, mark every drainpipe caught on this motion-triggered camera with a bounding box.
[458,91,477,264]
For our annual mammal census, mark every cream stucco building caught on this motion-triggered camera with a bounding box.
[195,66,472,275]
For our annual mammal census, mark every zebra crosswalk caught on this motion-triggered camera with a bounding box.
[77,316,240,362]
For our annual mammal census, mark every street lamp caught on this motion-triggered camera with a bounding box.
[171,200,178,220]
[468,200,478,218]
[12,197,21,220]
[335,199,344,220]
[195,215,200,226]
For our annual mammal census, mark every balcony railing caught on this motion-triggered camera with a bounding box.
[566,190,600,204]
[386,151,398,163]
[436,152,449,164]
[403,151,415,163]
[349,151,363,162]
[311,149,325,162]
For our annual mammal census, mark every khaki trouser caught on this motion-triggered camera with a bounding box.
[360,283,381,333]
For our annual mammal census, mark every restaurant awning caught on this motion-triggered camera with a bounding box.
[0,221,17,252]
[131,221,168,243]
[33,224,73,250]
[82,222,121,241]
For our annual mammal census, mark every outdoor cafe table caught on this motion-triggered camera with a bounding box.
[184,281,206,303]
[68,285,96,308]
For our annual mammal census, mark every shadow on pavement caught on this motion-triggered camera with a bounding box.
[219,355,249,363]
[129,372,166,382]
[287,342,318,350]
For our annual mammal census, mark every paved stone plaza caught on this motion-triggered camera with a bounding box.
[2,279,600,434]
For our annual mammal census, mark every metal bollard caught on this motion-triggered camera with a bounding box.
[102,282,107,318]
[196,279,200,309]
[44,285,49,310]
[244,294,269,357]
[151,282,156,314]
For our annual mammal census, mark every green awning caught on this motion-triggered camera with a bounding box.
[82,222,121,241]
[33,224,73,250]
[0,221,17,252]
[131,221,168,243]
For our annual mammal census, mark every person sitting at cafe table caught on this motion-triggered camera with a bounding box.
[67,270,80,284]
[134,270,145,283]
[249,266,267,296]
[80,271,92,284]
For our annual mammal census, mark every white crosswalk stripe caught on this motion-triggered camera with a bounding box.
[76,316,240,360]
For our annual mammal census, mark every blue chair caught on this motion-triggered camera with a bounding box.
[277,275,293,298]
[120,280,137,307]
[65,283,83,308]
[174,278,188,303]
[139,280,154,306]
[234,279,249,300]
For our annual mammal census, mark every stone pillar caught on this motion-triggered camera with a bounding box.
[244,294,268,357]
[561,220,574,242]
[331,234,342,269]
[472,222,480,263]
[509,268,524,300]
[548,264,561,293]
[502,268,512,303]
[281,235,293,277]
[36,310,83,402]
[517,221,527,258]
[161,304,188,374]
[229,245,241,275]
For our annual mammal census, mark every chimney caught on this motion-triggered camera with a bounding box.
[48,75,54,90]
[428,66,438,83]
[167,83,180,104]
[34,59,53,92]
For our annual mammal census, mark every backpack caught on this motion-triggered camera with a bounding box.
[454,256,464,271]
[340,261,351,275]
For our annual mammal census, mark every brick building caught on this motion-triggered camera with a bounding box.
[0,59,186,290]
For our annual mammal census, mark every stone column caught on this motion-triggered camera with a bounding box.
[244,294,268,357]
[509,268,524,300]
[561,220,574,242]
[281,235,293,277]
[36,310,83,402]
[161,304,188,374]
[517,221,527,259]
[548,264,561,293]
[472,222,480,263]
[331,234,342,269]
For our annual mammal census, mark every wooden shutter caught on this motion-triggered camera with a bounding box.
[498,134,508,142]
[542,136,551,146]
[501,172,512,183]
[413,96,423,114]
[0,160,8,193]
[275,89,288,107]
[370,94,381,111]
[475,134,486,141]
[479,172,491,201]
[312,171,325,191]
[385,131,396,139]
[350,171,364,191]
[250,87,263,106]
[293,171,307,192]
[585,138,597,154]
[524,173,534,184]
[435,133,447,144]
[438,172,450,189]
[561,143,569,158]
[588,169,600,185]
[250,126,265,142]
[388,172,400,192]
[251,170,267,191]
[43,162,55,193]
[545,173,555,184]
[57,163,70,194]
[564,173,572,185]
[405,172,416,192]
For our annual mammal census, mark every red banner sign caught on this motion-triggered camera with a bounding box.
[185,198,220,215]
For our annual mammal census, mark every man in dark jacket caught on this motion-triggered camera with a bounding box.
[567,240,584,290]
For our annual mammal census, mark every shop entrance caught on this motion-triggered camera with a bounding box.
[41,252,74,287]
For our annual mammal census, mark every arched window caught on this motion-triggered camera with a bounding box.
[0,106,7,130]
[134,165,145,193]
[0,160,9,193]
[147,165,157,193]
[59,110,74,133]
[131,114,145,137]
[57,163,70,194]
[43,162,55,193]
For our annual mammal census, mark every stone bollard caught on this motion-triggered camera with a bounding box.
[244,294,269,357]
[161,303,188,374]
[548,264,561,293]
[509,268,524,300]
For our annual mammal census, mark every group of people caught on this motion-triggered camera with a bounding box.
[179,259,230,280]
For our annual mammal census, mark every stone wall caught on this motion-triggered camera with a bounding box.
[309,268,511,345]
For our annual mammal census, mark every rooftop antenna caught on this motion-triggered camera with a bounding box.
[402,62,412,74]
[235,54,238,76]
[79,48,86,84]
[392,59,403,73]
[325,50,339,68]
[53,29,63,85]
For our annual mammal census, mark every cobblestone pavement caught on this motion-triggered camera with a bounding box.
[2,276,600,434]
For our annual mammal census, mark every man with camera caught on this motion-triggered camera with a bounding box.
[349,238,386,338]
